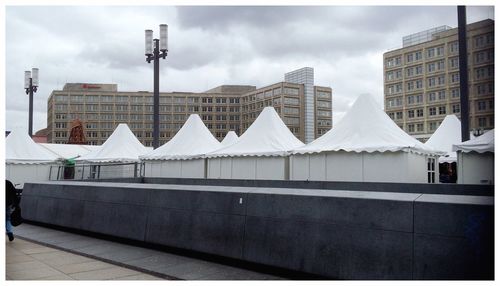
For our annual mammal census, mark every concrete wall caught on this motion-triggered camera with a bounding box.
[207,157,288,180]
[290,151,432,183]
[21,181,494,279]
[457,152,494,185]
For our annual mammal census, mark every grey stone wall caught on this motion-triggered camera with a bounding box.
[21,181,494,279]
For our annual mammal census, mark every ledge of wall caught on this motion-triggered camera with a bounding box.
[21,181,494,279]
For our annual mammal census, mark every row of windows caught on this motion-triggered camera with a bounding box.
[55,94,243,104]
[386,32,494,68]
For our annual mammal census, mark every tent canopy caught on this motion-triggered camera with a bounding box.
[206,106,304,158]
[293,95,440,155]
[6,129,59,164]
[425,115,462,163]
[220,131,239,147]
[452,129,494,153]
[39,143,99,160]
[141,114,221,160]
[77,123,151,162]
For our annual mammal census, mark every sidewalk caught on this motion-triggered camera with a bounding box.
[9,223,282,280]
[6,238,162,280]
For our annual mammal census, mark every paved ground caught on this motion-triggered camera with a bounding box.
[8,223,282,280]
[6,238,162,280]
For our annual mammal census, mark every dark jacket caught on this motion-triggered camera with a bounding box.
[6,180,17,208]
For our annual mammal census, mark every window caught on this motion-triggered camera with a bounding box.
[102,104,113,111]
[438,75,445,85]
[407,124,415,133]
[429,107,437,116]
[438,106,446,115]
[396,112,403,120]
[415,51,422,60]
[427,62,436,72]
[55,104,67,111]
[408,110,415,118]
[478,117,487,127]
[452,104,460,113]
[407,95,415,105]
[428,92,436,102]
[55,95,67,102]
[417,123,424,132]
[437,90,446,101]
[86,104,98,112]
[417,109,424,117]
[427,48,435,58]
[406,53,414,63]
[407,81,414,91]
[284,88,299,95]
[284,97,299,105]
[284,117,300,125]
[428,121,438,132]
[451,89,460,98]
[449,57,459,69]
[86,95,99,102]
[477,101,487,111]
[450,73,460,84]
[449,41,459,53]
[415,65,423,75]
[416,80,423,89]
[427,158,436,183]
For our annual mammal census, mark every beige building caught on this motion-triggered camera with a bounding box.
[46,71,332,146]
[383,19,494,142]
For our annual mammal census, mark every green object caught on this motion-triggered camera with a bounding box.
[65,158,76,166]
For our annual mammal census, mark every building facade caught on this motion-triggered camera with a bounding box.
[383,19,494,141]
[46,70,332,146]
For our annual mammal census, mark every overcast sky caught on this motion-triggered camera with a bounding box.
[4,5,494,133]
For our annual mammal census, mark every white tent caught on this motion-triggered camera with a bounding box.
[452,129,494,184]
[220,131,239,147]
[290,95,441,183]
[206,106,304,180]
[141,114,222,178]
[76,124,151,179]
[6,129,60,188]
[425,115,462,163]
[39,143,99,160]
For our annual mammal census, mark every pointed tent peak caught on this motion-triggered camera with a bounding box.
[425,114,462,150]
[77,123,150,162]
[293,94,440,155]
[425,115,462,162]
[207,106,304,157]
[6,129,59,163]
[453,129,494,153]
[221,131,239,147]
[141,113,221,160]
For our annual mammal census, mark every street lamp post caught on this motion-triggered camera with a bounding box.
[145,24,168,149]
[24,68,39,137]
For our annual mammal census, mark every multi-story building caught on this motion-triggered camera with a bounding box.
[46,69,332,146]
[383,19,494,142]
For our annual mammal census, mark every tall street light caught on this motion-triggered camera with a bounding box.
[145,24,168,149]
[24,68,39,137]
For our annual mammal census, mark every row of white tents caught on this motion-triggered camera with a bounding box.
[6,95,494,187]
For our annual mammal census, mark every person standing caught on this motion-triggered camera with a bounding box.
[5,180,16,241]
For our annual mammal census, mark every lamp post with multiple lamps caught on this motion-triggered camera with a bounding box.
[24,68,39,137]
[145,24,168,149]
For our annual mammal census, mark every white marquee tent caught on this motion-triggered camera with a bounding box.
[453,129,494,184]
[6,129,60,188]
[39,143,100,160]
[424,115,462,163]
[141,114,222,178]
[290,95,441,183]
[220,131,239,147]
[206,106,304,180]
[76,123,151,179]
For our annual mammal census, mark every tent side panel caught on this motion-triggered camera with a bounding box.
[144,161,162,177]
[459,152,494,184]
[220,158,233,179]
[363,152,407,183]
[180,159,206,179]
[207,158,221,179]
[255,157,286,180]
[309,153,327,181]
[289,154,310,181]
[325,151,363,182]
[406,153,428,183]
[231,157,256,179]
[6,164,52,189]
